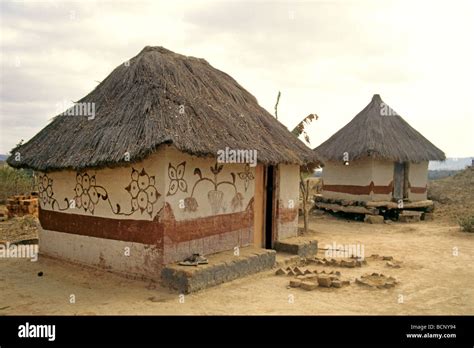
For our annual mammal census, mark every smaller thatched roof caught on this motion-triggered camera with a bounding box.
[7,46,321,172]
[314,94,445,163]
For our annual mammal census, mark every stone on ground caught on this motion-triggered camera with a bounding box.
[300,281,318,291]
[317,275,332,288]
[289,279,302,288]
[364,215,384,224]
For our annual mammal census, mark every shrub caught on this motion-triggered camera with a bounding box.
[0,165,35,201]
[458,215,474,233]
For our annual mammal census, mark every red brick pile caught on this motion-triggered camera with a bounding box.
[6,192,39,218]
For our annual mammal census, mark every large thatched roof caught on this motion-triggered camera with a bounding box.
[314,94,445,163]
[7,46,321,172]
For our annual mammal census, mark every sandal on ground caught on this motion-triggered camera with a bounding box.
[178,259,199,266]
[178,253,208,266]
[193,253,208,265]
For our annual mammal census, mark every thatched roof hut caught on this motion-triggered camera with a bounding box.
[7,46,315,280]
[315,94,445,206]
[8,46,320,172]
[315,94,445,163]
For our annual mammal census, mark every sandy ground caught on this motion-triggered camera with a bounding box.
[1,214,473,315]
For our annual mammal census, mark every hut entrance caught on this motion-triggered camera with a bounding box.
[264,165,276,249]
[253,164,265,247]
[393,162,409,200]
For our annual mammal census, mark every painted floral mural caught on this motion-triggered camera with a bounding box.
[38,174,54,206]
[169,161,254,215]
[125,168,161,216]
[39,160,254,219]
[38,174,69,211]
[166,162,187,196]
[238,164,255,192]
[74,173,105,214]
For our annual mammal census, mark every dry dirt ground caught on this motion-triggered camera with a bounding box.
[428,167,474,222]
[1,213,473,315]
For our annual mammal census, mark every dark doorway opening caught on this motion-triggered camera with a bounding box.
[393,162,409,200]
[264,165,275,249]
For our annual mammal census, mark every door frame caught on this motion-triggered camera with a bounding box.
[263,165,278,249]
[393,162,409,200]
[253,164,265,247]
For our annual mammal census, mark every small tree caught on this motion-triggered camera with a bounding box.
[273,92,319,233]
[291,115,318,233]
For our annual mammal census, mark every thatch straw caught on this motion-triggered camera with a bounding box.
[314,94,445,163]
[7,46,321,172]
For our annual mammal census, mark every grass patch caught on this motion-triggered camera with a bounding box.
[458,214,474,233]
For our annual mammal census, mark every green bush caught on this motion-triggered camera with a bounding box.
[0,165,35,201]
[458,215,474,233]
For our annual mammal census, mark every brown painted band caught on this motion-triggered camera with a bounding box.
[161,201,254,243]
[39,207,165,245]
[39,200,255,245]
[323,181,393,195]
[409,186,427,194]
[323,181,427,195]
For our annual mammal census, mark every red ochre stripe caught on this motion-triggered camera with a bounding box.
[323,181,426,195]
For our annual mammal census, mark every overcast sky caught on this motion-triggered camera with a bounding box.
[1,0,473,158]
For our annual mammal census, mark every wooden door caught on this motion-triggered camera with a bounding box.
[253,164,265,247]
[393,162,409,200]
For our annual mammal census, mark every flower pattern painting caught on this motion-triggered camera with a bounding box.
[38,161,252,218]
[237,164,255,192]
[38,174,54,206]
[74,173,107,214]
[125,168,161,216]
[167,162,187,196]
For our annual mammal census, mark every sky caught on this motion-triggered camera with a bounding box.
[1,0,473,158]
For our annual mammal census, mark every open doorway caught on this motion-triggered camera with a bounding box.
[264,165,276,249]
[393,162,409,200]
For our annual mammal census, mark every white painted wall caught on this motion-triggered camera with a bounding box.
[39,145,256,221]
[371,159,395,201]
[408,161,429,200]
[322,158,373,201]
[39,229,162,280]
[163,146,255,220]
[277,164,300,240]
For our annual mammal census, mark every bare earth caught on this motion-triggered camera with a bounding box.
[1,214,473,315]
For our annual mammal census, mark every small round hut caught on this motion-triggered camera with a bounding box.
[314,94,445,214]
[7,46,321,279]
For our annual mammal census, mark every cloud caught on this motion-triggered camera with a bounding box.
[1,0,473,157]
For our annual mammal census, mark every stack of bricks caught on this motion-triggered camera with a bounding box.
[6,192,39,218]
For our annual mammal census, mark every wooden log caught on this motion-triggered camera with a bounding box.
[315,202,379,215]
[399,210,422,217]
[365,200,433,209]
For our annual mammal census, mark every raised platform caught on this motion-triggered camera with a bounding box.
[273,236,318,258]
[314,196,434,215]
[365,200,434,210]
[398,210,422,223]
[315,202,379,215]
[161,247,276,293]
